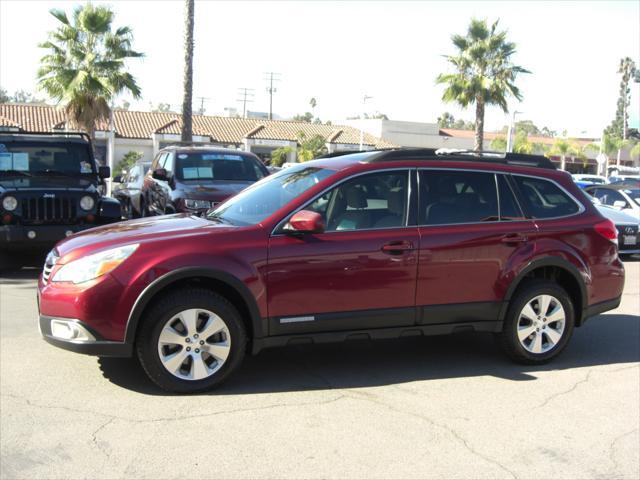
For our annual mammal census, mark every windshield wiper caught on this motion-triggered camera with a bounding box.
[207,212,235,225]
[0,169,32,177]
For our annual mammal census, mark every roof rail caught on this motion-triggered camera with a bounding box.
[0,130,93,143]
[361,147,556,169]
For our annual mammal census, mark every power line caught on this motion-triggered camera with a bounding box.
[236,88,255,118]
[263,72,281,120]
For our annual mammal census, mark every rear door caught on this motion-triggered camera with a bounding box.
[416,169,537,326]
[267,169,420,335]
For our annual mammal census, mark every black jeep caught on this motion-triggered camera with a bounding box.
[0,132,121,270]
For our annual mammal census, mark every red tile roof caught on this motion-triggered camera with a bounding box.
[0,104,396,148]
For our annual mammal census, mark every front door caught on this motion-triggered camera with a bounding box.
[267,170,419,335]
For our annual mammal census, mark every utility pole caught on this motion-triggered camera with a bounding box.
[236,88,255,118]
[195,96,210,115]
[506,110,522,153]
[264,72,281,120]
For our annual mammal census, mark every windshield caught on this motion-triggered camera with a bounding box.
[0,142,95,175]
[207,164,335,226]
[175,152,266,182]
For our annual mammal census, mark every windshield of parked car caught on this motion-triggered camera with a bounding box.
[207,164,335,226]
[0,142,95,176]
[175,152,266,182]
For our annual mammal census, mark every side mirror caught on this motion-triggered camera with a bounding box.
[152,168,168,181]
[113,175,123,183]
[613,200,627,209]
[98,166,110,179]
[285,210,325,235]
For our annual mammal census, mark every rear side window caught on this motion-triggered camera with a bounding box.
[420,170,498,225]
[498,175,524,220]
[513,176,580,218]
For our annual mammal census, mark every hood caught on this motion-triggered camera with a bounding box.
[596,205,640,224]
[177,180,253,201]
[0,175,98,192]
[54,213,235,261]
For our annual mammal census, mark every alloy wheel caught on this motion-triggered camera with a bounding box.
[517,294,566,354]
[157,308,231,380]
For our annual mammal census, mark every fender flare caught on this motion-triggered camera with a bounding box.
[501,256,589,324]
[124,267,264,345]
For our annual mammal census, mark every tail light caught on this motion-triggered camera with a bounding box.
[594,219,618,244]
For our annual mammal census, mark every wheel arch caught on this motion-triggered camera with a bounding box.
[502,257,589,326]
[124,267,265,347]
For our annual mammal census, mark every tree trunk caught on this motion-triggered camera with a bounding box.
[474,98,485,151]
[181,0,194,143]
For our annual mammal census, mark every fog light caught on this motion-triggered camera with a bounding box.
[50,319,95,342]
[27,230,36,239]
[51,320,76,339]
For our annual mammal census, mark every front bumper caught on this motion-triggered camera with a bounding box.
[39,315,132,357]
[1,224,92,251]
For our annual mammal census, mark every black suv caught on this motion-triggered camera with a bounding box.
[0,132,121,269]
[142,146,269,216]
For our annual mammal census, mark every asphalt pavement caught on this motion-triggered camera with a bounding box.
[1,259,638,479]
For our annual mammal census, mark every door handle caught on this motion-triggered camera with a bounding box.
[501,234,528,244]
[381,241,414,254]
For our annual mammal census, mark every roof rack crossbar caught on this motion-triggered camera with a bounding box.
[0,130,93,144]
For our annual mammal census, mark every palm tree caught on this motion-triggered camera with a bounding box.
[436,19,529,151]
[37,4,142,140]
[181,0,195,143]
[547,138,580,171]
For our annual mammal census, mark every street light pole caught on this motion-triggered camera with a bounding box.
[360,95,373,151]
[506,110,522,153]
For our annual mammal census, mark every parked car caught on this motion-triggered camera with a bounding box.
[584,184,640,219]
[572,174,607,185]
[594,204,639,256]
[38,149,625,393]
[141,147,269,216]
[112,160,151,219]
[608,178,640,188]
[0,132,120,270]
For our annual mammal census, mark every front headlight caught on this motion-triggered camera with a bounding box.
[52,244,139,284]
[2,196,17,211]
[184,199,211,209]
[80,195,95,211]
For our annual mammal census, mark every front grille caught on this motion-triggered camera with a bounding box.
[21,197,77,224]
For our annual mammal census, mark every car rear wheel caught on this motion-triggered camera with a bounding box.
[136,288,246,393]
[497,280,575,364]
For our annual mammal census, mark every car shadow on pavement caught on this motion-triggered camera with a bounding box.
[97,313,640,396]
[0,268,41,284]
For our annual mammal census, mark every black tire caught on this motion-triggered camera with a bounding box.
[136,288,247,393]
[497,279,575,365]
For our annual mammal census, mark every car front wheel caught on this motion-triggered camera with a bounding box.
[498,280,575,364]
[136,288,246,393]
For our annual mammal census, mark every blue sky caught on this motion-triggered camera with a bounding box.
[1,0,638,137]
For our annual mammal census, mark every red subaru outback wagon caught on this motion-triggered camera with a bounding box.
[37,149,625,393]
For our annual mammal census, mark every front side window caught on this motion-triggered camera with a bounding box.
[420,170,498,225]
[302,171,409,231]
[175,152,266,181]
[513,176,580,218]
